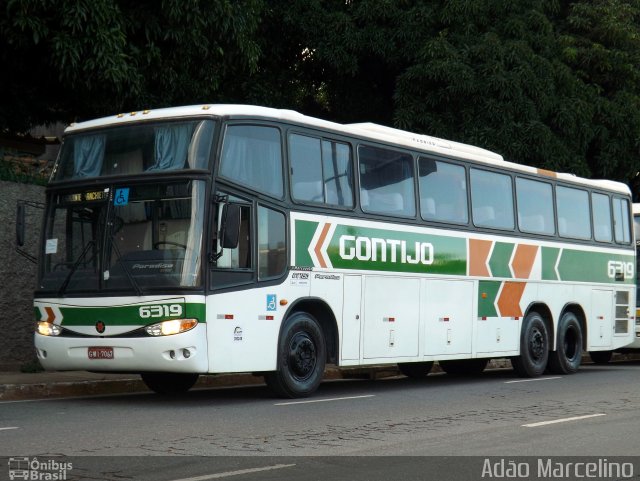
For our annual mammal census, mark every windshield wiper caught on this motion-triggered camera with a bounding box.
[109,239,144,296]
[57,240,96,297]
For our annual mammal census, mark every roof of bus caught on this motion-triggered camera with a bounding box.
[65,104,630,195]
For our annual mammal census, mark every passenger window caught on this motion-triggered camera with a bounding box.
[289,134,354,207]
[219,125,283,198]
[418,157,468,224]
[290,135,323,202]
[358,145,415,217]
[613,197,631,244]
[258,206,286,279]
[470,169,514,230]
[592,193,612,242]
[557,186,591,239]
[322,140,353,207]
[516,178,554,235]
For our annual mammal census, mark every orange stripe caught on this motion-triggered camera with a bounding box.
[511,244,538,279]
[537,168,557,178]
[469,239,492,277]
[497,282,526,317]
[45,306,55,323]
[314,223,331,268]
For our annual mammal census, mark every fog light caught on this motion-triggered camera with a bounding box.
[145,319,198,336]
[183,348,191,359]
[37,322,61,336]
[169,350,176,359]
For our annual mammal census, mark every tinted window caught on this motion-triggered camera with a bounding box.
[557,186,591,239]
[418,157,468,224]
[290,134,323,202]
[613,197,631,244]
[470,169,514,230]
[220,125,283,198]
[258,206,286,279]
[516,178,554,235]
[592,193,612,242]
[358,145,415,217]
[289,134,353,207]
[322,140,353,207]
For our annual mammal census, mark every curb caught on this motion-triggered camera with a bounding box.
[1,355,638,401]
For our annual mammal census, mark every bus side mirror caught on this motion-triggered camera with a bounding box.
[16,203,25,247]
[220,203,241,249]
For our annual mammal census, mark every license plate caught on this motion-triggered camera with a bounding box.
[88,347,114,360]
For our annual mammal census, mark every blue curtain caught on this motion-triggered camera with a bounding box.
[73,135,105,178]
[147,124,194,172]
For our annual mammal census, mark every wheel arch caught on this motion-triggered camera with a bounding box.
[281,297,339,365]
[524,302,554,349]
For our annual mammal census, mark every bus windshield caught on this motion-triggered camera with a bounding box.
[40,180,206,293]
[53,119,215,181]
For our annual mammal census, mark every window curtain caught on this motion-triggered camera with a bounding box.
[147,124,194,172]
[220,131,283,197]
[73,135,105,178]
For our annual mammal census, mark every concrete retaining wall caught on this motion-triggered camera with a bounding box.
[0,180,45,369]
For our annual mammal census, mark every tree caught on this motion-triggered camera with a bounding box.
[0,0,263,131]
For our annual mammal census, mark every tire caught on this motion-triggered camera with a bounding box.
[547,312,583,374]
[398,361,434,379]
[265,312,326,398]
[589,350,613,365]
[439,358,489,376]
[141,372,199,394]
[511,311,549,377]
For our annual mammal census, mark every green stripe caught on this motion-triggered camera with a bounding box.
[541,247,560,281]
[53,302,206,327]
[478,280,500,317]
[488,242,514,278]
[294,220,318,267]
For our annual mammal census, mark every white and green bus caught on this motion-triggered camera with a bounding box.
[28,105,636,397]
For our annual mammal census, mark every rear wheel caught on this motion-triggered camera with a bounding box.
[398,361,434,379]
[589,350,613,364]
[141,372,199,394]
[511,311,549,377]
[265,312,326,398]
[439,358,489,375]
[547,312,583,374]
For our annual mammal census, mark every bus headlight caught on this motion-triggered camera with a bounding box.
[37,322,62,336]
[145,319,198,336]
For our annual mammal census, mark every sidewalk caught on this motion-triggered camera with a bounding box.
[0,365,400,402]
[1,355,637,402]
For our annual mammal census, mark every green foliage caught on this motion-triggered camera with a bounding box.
[0,0,263,131]
[1,0,639,190]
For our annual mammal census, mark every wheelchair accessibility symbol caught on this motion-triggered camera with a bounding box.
[114,188,130,206]
[266,294,277,311]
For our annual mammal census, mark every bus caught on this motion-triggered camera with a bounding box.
[25,105,636,398]
[589,204,640,363]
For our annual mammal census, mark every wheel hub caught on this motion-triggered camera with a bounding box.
[288,332,317,380]
[530,328,545,360]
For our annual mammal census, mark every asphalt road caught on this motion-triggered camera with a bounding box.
[1,361,640,480]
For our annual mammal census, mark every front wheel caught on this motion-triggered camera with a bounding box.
[265,312,326,398]
[511,311,549,377]
[547,312,583,374]
[141,372,199,394]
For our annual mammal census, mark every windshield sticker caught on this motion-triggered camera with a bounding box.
[45,239,58,254]
[114,188,130,206]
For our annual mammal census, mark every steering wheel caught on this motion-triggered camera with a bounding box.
[154,241,187,250]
